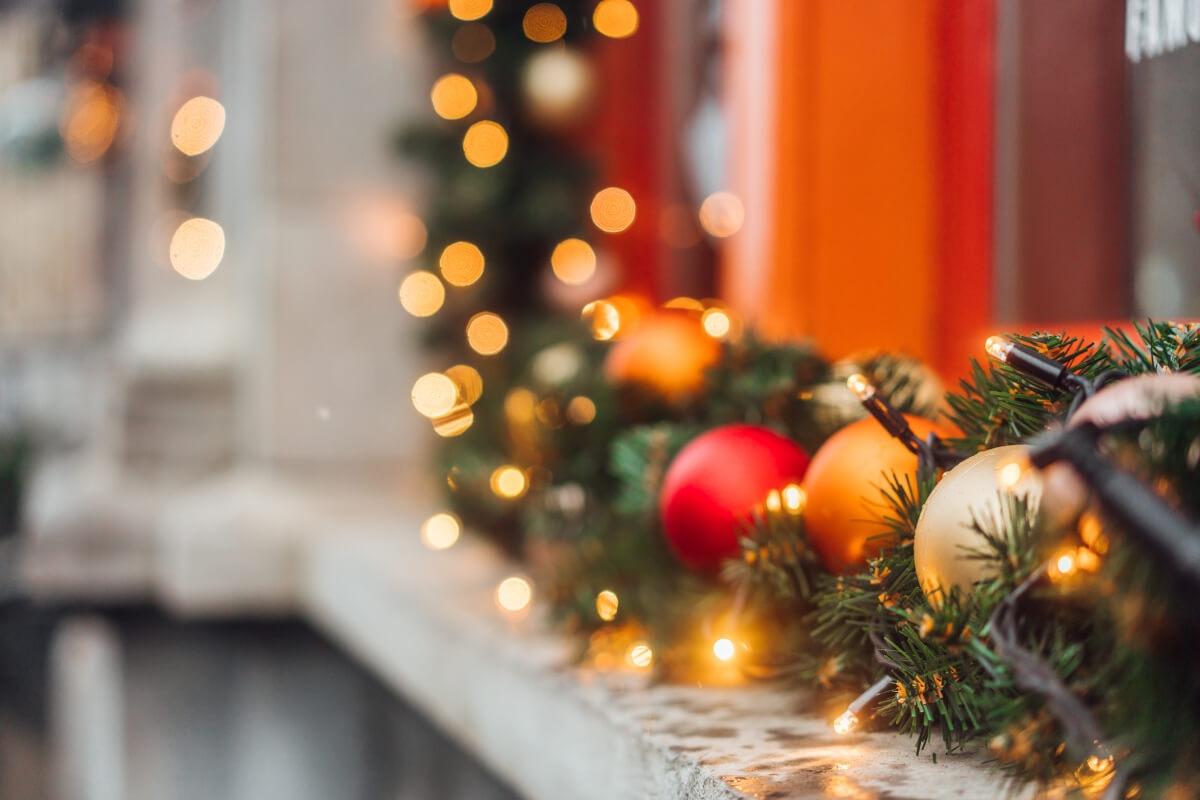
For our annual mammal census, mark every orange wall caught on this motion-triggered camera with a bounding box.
[724,1,993,375]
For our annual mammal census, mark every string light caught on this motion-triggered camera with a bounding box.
[421,512,461,550]
[698,191,745,238]
[984,335,1081,390]
[626,641,654,669]
[398,271,446,317]
[61,81,122,163]
[432,404,475,437]
[593,0,639,38]
[845,373,967,470]
[595,589,619,621]
[1048,547,1078,582]
[998,458,1026,489]
[590,187,637,233]
[448,0,492,21]
[712,638,736,662]
[550,238,597,285]
[444,364,483,405]
[765,489,782,513]
[462,120,509,167]
[466,312,509,355]
[490,465,528,499]
[412,372,459,419]
[701,308,732,339]
[782,483,805,514]
[170,96,225,156]
[581,299,622,340]
[522,3,567,43]
[565,395,597,425]
[832,675,892,736]
[430,73,478,120]
[169,217,226,280]
[452,23,496,63]
[439,241,486,286]
[496,576,533,612]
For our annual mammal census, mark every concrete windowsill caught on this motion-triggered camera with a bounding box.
[23,466,1019,799]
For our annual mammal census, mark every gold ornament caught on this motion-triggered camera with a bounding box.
[914,445,1042,606]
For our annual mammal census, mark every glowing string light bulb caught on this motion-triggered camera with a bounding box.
[496,576,533,613]
[832,675,892,736]
[626,641,653,670]
[490,465,528,499]
[170,96,225,156]
[421,512,461,550]
[595,589,619,621]
[712,638,736,662]
[782,483,805,515]
[701,308,732,339]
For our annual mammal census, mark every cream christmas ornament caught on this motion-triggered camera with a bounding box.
[914,445,1042,606]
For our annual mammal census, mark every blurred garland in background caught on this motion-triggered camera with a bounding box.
[399,3,1200,797]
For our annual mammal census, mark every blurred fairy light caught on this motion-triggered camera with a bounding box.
[448,0,493,21]
[590,187,637,233]
[701,308,732,339]
[496,576,533,613]
[421,512,461,550]
[698,191,745,238]
[782,483,806,514]
[593,0,639,39]
[439,241,486,286]
[663,296,704,312]
[765,489,782,513]
[581,299,621,341]
[444,364,483,405]
[833,710,859,735]
[712,638,736,662]
[462,120,509,167]
[411,372,459,419]
[522,3,567,43]
[61,80,122,163]
[595,589,619,622]
[430,73,478,120]
[170,96,226,156]
[566,396,597,425]
[626,641,654,670]
[452,23,496,62]
[490,465,528,499]
[398,271,446,317]
[550,238,597,285]
[169,217,226,280]
[1048,548,1078,582]
[432,403,475,437]
[998,458,1026,490]
[504,387,537,424]
[466,312,509,355]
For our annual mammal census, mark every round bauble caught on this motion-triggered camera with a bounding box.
[1040,373,1200,530]
[604,312,721,403]
[803,415,949,574]
[914,445,1042,606]
[660,425,810,571]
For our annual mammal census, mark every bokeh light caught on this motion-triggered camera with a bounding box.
[580,299,622,341]
[698,191,745,238]
[439,241,486,286]
[712,638,736,662]
[462,120,509,167]
[593,0,639,38]
[522,3,567,43]
[466,312,509,355]
[490,465,528,499]
[566,395,597,425]
[550,238,597,285]
[663,296,704,312]
[448,0,492,21]
[421,512,461,550]
[430,74,478,120]
[170,96,226,156]
[444,364,484,405]
[411,372,459,419]
[398,271,446,317]
[701,308,732,339]
[782,483,806,514]
[432,403,475,437]
[169,217,226,280]
[496,576,533,613]
[452,23,496,62]
[626,641,653,670]
[595,589,619,622]
[590,187,636,233]
[61,81,122,163]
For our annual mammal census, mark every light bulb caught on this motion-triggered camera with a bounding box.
[985,336,1013,363]
[712,638,736,662]
[846,373,874,401]
[833,710,859,735]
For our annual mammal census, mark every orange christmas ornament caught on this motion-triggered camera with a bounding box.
[603,312,720,403]
[803,415,949,574]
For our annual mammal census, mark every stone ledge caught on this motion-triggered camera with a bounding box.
[22,465,1023,799]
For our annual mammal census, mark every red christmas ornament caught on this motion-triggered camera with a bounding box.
[659,424,810,570]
